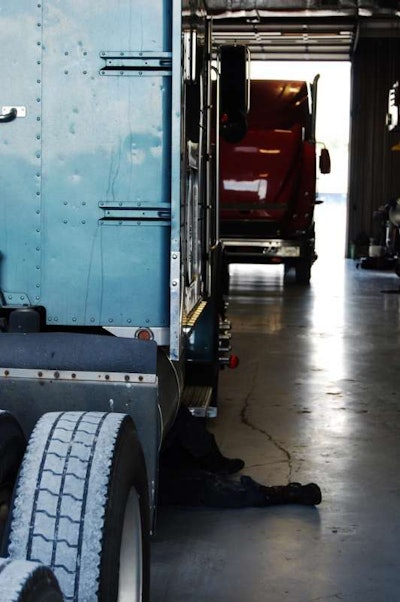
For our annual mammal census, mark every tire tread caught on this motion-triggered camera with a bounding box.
[9,411,127,601]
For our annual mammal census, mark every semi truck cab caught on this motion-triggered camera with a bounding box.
[219,73,330,284]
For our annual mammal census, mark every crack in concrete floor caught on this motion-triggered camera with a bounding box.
[239,362,293,482]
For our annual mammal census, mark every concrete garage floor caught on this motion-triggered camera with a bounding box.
[150,256,400,601]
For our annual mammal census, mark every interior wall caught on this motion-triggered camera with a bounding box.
[348,36,400,254]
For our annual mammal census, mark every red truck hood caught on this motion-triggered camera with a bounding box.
[220,124,303,221]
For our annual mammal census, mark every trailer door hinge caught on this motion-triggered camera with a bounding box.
[99,51,172,77]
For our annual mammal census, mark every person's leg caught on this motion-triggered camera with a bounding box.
[161,406,244,475]
[158,470,261,508]
[241,476,322,507]
[158,470,322,508]
[157,469,205,506]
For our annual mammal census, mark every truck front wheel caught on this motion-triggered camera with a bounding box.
[7,411,150,602]
[0,558,63,602]
[295,259,312,285]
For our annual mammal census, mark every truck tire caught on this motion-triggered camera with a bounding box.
[295,260,312,285]
[221,257,230,298]
[8,411,150,602]
[0,410,26,551]
[0,558,63,602]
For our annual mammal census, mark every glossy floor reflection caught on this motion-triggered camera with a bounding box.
[151,256,400,601]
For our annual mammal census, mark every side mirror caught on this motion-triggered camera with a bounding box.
[220,109,248,144]
[219,45,250,143]
[319,147,331,174]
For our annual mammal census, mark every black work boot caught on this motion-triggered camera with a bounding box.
[198,435,245,475]
[259,481,322,506]
[240,476,322,506]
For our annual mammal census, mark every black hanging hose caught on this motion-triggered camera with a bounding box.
[0,108,17,123]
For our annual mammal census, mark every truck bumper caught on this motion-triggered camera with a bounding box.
[222,238,314,263]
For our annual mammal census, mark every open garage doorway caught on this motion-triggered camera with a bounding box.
[251,61,351,268]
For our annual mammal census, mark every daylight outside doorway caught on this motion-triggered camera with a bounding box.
[251,61,351,269]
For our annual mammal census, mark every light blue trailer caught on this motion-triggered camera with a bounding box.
[0,1,231,599]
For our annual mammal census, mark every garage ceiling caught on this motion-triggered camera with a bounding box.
[201,1,400,60]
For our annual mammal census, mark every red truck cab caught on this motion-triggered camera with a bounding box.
[220,78,328,284]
